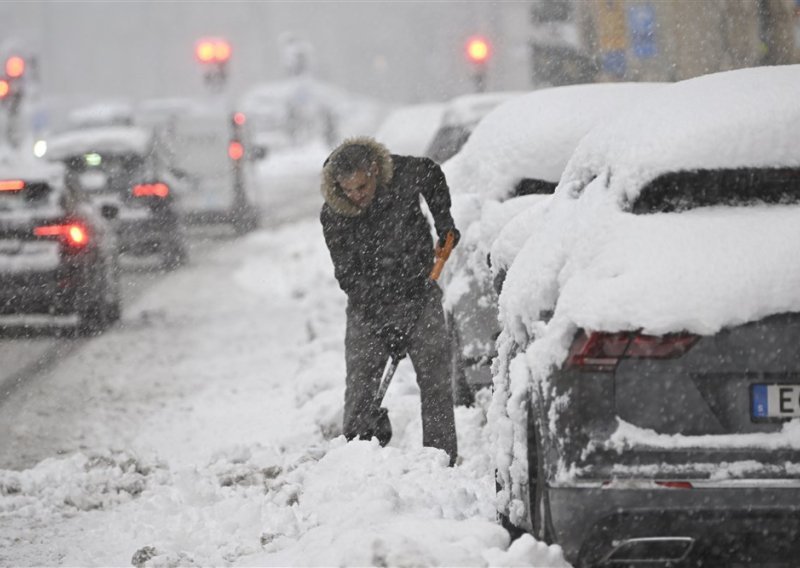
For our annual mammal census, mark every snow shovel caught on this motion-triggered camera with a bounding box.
[364,231,457,445]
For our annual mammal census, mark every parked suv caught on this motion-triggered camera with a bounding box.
[0,161,121,334]
[494,65,800,567]
[46,125,188,269]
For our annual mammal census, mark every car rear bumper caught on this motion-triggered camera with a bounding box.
[115,217,181,255]
[0,269,76,314]
[549,483,800,567]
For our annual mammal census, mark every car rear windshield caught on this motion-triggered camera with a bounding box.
[64,153,146,193]
[0,182,54,212]
[632,168,800,214]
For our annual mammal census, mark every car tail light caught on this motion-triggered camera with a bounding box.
[133,183,169,198]
[565,330,699,372]
[655,481,693,489]
[228,140,244,161]
[34,223,90,248]
[0,180,25,192]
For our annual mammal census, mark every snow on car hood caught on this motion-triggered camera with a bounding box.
[561,65,800,205]
[443,83,664,201]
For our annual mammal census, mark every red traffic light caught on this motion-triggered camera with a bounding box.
[466,37,490,63]
[0,80,9,99]
[195,39,231,63]
[233,112,246,126]
[5,56,24,78]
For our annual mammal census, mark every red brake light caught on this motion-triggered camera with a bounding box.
[655,481,693,489]
[34,223,89,248]
[133,183,169,198]
[0,180,24,192]
[228,140,244,161]
[566,330,699,372]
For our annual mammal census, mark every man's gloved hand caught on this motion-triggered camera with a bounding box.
[437,228,461,250]
[377,324,409,358]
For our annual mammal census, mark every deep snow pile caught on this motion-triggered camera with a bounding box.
[0,218,567,567]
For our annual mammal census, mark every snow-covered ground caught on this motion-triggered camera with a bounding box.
[0,157,567,566]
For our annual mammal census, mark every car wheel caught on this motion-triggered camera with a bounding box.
[448,317,475,407]
[527,394,554,543]
[76,287,108,337]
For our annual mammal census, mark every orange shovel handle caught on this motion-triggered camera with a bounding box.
[430,231,456,281]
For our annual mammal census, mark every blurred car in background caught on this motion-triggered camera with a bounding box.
[374,102,445,157]
[45,125,188,269]
[425,91,522,164]
[0,160,120,334]
[137,100,261,234]
[441,83,664,401]
[494,65,800,567]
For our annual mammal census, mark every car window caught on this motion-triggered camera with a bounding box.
[632,168,800,214]
[513,178,557,197]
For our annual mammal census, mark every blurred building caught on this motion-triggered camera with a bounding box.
[529,0,799,85]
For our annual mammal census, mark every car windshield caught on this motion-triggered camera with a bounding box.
[426,125,471,164]
[64,152,146,194]
[632,168,800,214]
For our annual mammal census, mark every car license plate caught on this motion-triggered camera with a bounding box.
[0,239,21,254]
[751,384,800,420]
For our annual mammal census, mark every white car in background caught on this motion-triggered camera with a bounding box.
[374,102,445,157]
[493,65,800,567]
[440,83,664,400]
[425,91,523,164]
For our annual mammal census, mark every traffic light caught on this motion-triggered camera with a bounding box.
[195,38,231,91]
[466,37,490,64]
[5,55,24,79]
[0,79,9,100]
[466,36,490,92]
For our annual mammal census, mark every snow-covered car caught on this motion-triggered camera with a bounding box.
[425,92,522,164]
[492,65,800,567]
[441,83,664,399]
[0,160,121,334]
[45,126,188,268]
[374,102,445,157]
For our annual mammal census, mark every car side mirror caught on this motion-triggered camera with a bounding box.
[101,204,119,220]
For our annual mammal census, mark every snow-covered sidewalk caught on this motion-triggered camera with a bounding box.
[0,219,567,567]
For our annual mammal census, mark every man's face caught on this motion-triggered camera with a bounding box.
[338,163,378,210]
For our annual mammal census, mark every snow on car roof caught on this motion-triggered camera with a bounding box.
[444,83,665,201]
[46,126,152,160]
[561,64,800,205]
[375,102,446,156]
[439,91,523,128]
[0,151,64,184]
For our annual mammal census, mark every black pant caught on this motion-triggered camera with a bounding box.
[343,283,458,465]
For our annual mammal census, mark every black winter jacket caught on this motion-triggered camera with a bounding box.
[320,139,456,323]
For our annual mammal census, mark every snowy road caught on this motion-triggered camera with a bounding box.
[0,151,567,567]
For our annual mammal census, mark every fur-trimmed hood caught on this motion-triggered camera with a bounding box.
[321,136,394,217]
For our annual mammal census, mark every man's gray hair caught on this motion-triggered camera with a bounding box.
[326,143,375,179]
